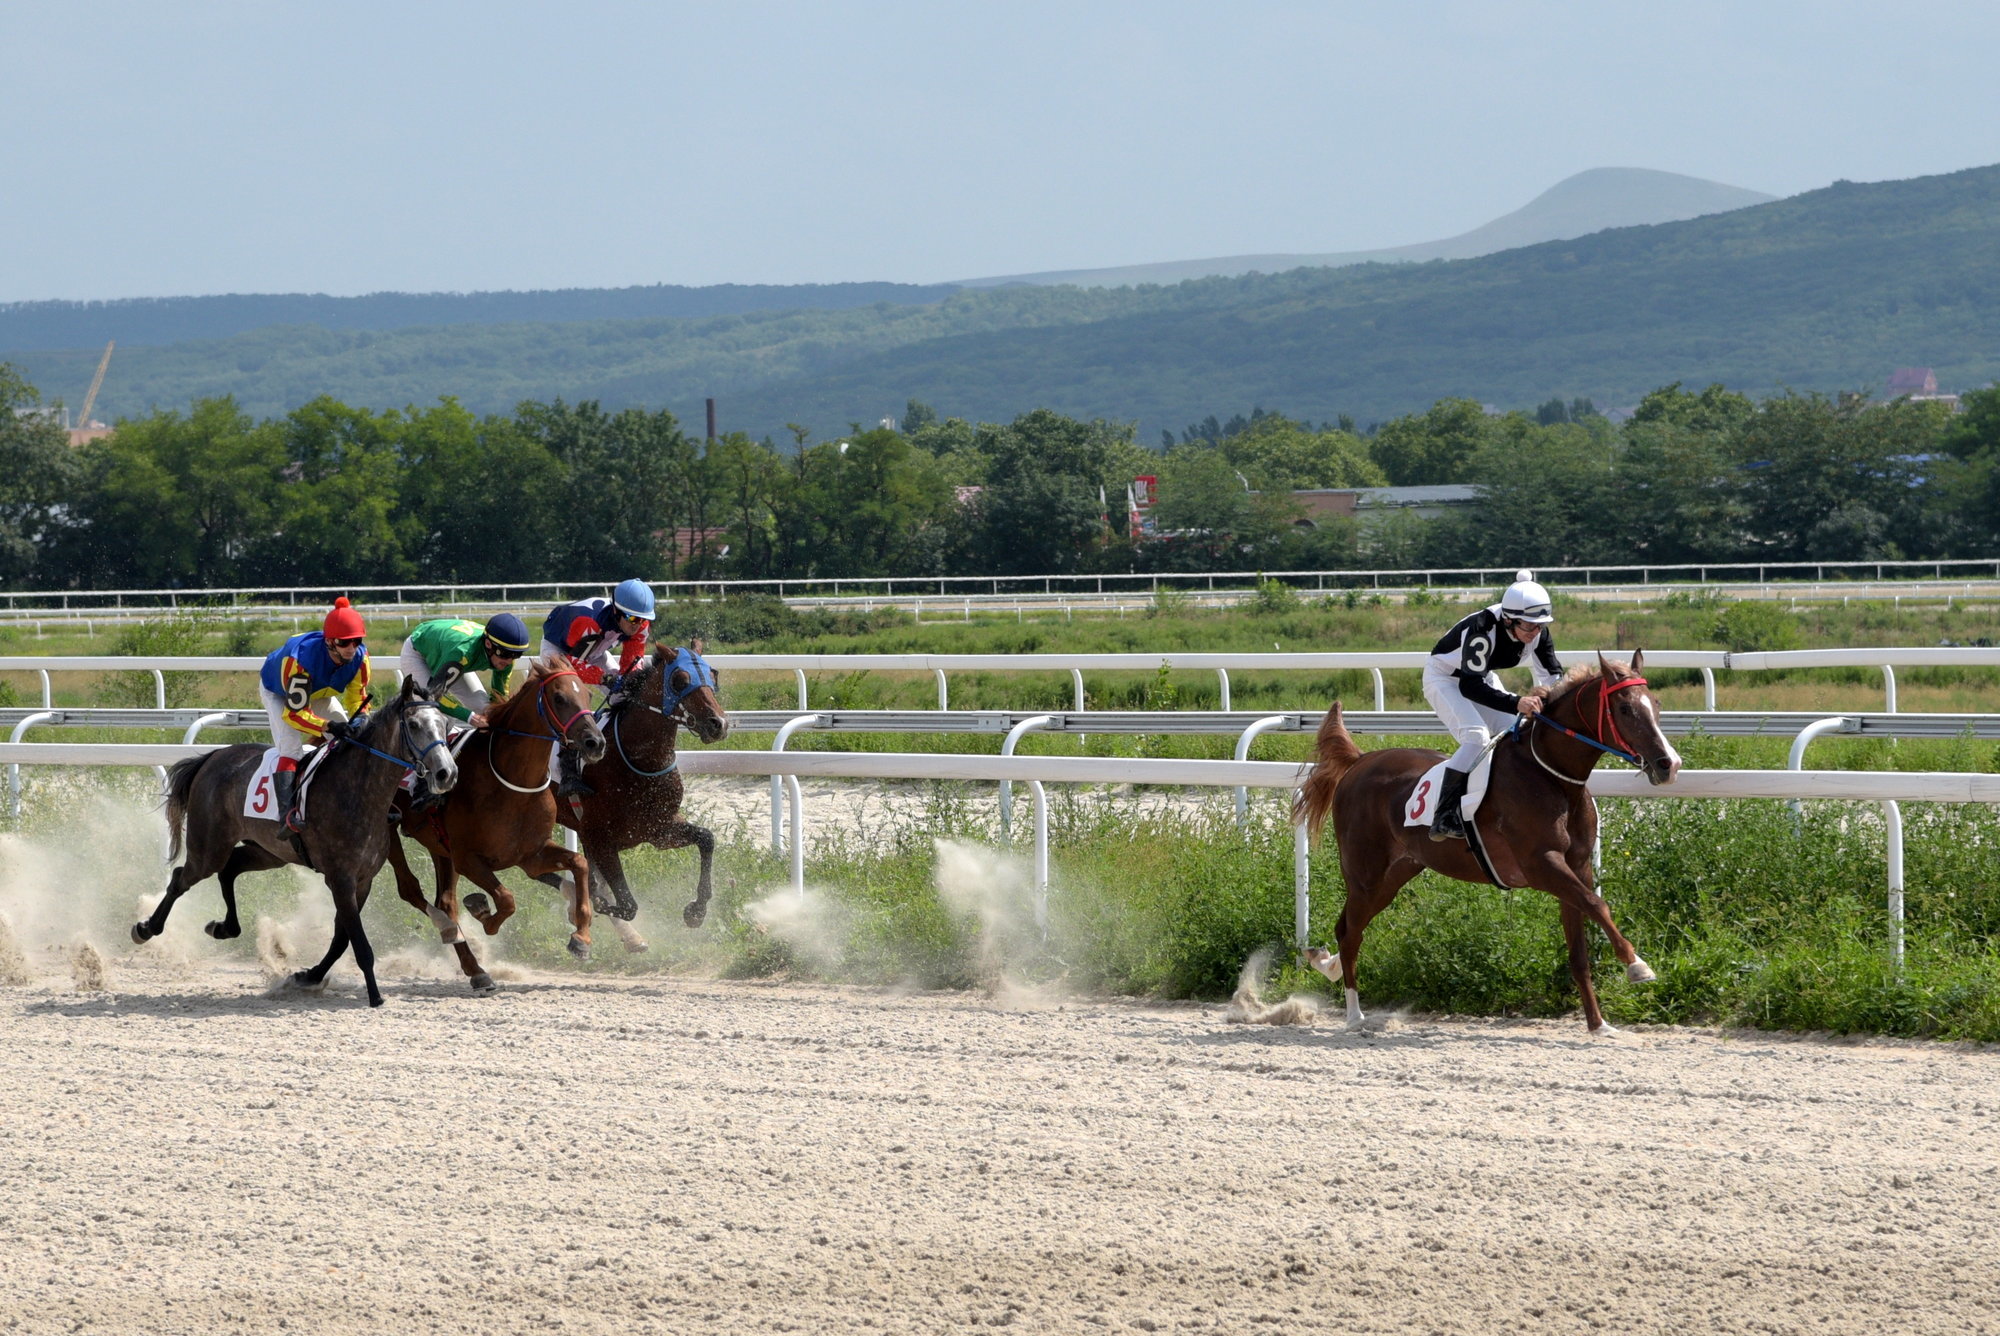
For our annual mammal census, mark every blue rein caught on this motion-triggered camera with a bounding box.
[1515,712,1641,766]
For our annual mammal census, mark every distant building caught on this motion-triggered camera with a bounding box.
[1288,484,1481,528]
[1886,367,1961,410]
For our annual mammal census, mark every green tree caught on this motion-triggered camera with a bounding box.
[1368,398,1491,485]
[0,364,77,586]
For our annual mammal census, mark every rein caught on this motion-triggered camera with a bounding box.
[333,698,450,778]
[1520,674,1649,783]
[485,668,594,794]
[605,650,719,779]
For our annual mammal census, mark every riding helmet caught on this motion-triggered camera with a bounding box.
[484,612,532,653]
[322,596,367,640]
[1500,570,1555,624]
[612,578,657,621]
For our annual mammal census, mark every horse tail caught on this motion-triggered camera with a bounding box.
[1290,701,1362,842]
[162,755,205,863]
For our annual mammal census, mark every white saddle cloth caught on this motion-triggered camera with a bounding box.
[1402,751,1495,830]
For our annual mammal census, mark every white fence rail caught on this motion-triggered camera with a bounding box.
[1,740,1971,962]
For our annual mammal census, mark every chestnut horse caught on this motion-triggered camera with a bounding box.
[383,655,607,991]
[557,641,730,934]
[1291,651,1682,1035]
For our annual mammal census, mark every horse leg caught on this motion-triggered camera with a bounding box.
[582,841,648,952]
[656,820,715,928]
[1532,853,1652,1034]
[206,844,283,939]
[457,858,518,938]
[293,921,348,991]
[326,874,383,1008]
[519,843,593,959]
[132,864,194,944]
[1311,848,1422,1030]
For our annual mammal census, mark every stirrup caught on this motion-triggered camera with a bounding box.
[1428,810,1465,842]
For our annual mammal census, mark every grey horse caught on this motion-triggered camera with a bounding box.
[135,677,458,1007]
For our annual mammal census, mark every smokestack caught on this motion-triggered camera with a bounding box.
[705,398,716,441]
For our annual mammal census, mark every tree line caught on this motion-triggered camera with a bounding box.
[2,361,1997,591]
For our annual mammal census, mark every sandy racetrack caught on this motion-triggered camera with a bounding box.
[3,956,1997,1336]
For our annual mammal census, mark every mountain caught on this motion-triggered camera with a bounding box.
[952,168,1777,288]
[0,280,963,352]
[5,164,1995,441]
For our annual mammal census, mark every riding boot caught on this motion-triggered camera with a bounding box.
[1428,766,1470,842]
[274,767,303,834]
[555,746,594,799]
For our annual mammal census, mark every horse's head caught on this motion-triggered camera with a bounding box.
[394,675,460,796]
[529,655,607,764]
[643,639,729,744]
[1588,649,1681,786]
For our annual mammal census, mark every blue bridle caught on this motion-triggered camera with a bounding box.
[608,648,719,777]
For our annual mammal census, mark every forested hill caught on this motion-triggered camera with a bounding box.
[0,280,964,351]
[7,163,1999,439]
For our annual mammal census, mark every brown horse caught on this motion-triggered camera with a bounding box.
[383,655,607,991]
[557,641,730,936]
[1291,651,1682,1035]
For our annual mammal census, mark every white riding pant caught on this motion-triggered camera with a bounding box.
[399,639,488,716]
[1421,669,1517,773]
[259,687,349,762]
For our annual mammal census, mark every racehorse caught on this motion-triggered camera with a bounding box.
[1291,651,1682,1035]
[382,655,606,991]
[137,677,459,1007]
[557,641,730,933]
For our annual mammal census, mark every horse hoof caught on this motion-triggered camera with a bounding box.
[463,892,492,920]
[368,994,385,1008]
[682,902,707,929]
[290,971,327,994]
[469,973,496,994]
[589,893,617,915]
[1590,1022,1622,1038]
[1626,959,1656,984]
[203,920,240,940]
[130,922,154,945]
[566,935,591,961]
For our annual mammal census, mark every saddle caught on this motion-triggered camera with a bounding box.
[1402,751,1514,889]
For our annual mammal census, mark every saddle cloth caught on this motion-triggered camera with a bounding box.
[242,742,336,822]
[1402,751,1495,830]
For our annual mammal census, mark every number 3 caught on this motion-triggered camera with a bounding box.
[1463,633,1492,675]
[1410,778,1431,819]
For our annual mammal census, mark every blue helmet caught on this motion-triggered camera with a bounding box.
[612,578,656,621]
[484,612,531,653]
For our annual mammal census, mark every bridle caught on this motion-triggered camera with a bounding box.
[1520,673,1651,785]
[336,695,454,785]
[608,652,721,779]
[487,668,596,794]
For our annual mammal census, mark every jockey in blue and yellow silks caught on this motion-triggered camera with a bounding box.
[258,597,372,831]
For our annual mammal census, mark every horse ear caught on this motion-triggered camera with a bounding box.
[1631,647,1645,675]
[400,674,420,700]
[690,637,705,655]
[1596,649,1610,679]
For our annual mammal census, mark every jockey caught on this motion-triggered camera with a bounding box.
[1419,570,1564,842]
[398,613,532,728]
[540,578,656,797]
[258,597,372,832]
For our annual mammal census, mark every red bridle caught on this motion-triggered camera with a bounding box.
[1592,674,1651,762]
[534,668,597,741]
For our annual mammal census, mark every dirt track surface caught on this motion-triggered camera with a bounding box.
[3,961,1997,1336]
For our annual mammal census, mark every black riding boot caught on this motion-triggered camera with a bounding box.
[555,746,594,799]
[1428,766,1470,842]
[274,767,303,833]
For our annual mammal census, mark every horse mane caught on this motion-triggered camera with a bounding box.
[1541,656,1634,708]
[488,654,567,726]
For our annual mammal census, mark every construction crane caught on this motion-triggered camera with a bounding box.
[75,340,113,430]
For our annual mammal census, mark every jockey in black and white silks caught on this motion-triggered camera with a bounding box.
[1419,570,1564,841]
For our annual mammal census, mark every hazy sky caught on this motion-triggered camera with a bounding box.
[5,0,1998,302]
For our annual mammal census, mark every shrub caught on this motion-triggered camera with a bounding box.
[1710,600,1804,652]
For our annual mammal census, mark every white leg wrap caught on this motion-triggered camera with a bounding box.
[1626,958,1656,983]
[1345,988,1365,1028]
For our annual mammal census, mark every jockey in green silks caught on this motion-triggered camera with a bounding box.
[397,614,532,728]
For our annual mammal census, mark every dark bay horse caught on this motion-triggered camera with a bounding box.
[557,642,730,938]
[137,677,459,1007]
[1291,651,1682,1035]
[383,655,605,991]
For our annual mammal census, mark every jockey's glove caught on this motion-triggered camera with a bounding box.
[602,672,623,694]
[323,719,353,742]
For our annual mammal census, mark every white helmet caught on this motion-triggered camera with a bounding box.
[1501,569,1554,624]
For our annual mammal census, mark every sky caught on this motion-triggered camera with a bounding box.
[5,0,1999,303]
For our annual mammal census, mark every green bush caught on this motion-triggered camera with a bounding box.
[1710,600,1804,652]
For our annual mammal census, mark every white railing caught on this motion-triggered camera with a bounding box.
[7,646,1997,713]
[6,555,2000,612]
[0,740,1969,962]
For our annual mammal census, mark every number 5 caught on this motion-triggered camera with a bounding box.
[252,775,271,814]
